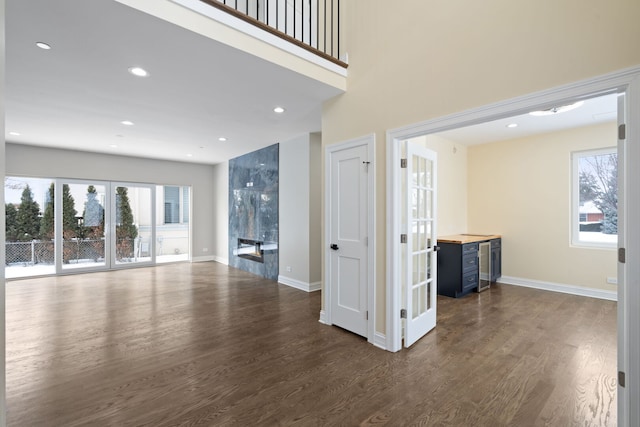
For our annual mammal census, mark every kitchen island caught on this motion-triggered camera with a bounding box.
[437,234,502,298]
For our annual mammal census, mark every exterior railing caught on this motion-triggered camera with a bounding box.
[199,0,346,67]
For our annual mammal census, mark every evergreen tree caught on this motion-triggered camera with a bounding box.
[16,185,41,241]
[40,183,55,239]
[116,187,138,239]
[115,187,138,260]
[62,184,79,238]
[39,183,79,240]
[5,203,19,242]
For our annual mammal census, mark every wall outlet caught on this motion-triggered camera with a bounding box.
[202,248,209,252]
[286,266,292,272]
[607,277,617,285]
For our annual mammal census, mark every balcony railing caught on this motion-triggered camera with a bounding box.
[199,0,346,67]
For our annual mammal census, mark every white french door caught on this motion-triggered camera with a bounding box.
[404,142,438,347]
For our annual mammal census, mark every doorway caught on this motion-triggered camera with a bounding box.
[385,68,640,425]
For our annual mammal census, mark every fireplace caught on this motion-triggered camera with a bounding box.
[236,238,264,263]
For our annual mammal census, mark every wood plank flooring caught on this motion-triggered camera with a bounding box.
[6,262,617,426]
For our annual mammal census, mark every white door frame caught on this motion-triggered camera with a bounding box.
[322,134,376,345]
[386,65,640,427]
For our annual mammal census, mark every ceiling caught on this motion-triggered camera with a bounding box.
[5,1,618,165]
[5,0,343,165]
[437,93,618,145]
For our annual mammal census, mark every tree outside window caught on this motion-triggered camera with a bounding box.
[573,148,617,247]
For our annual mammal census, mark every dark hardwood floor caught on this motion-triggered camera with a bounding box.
[6,262,617,426]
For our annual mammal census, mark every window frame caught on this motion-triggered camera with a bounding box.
[571,147,618,249]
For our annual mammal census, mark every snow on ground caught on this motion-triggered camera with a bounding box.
[5,253,190,279]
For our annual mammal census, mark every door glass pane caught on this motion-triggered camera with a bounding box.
[412,287,419,319]
[425,159,433,187]
[115,185,152,265]
[156,186,190,263]
[4,176,56,278]
[62,182,106,271]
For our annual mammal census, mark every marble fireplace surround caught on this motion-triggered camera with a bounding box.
[228,144,279,280]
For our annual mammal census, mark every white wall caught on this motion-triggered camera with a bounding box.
[1,0,7,421]
[211,161,229,264]
[278,133,321,290]
[5,144,216,261]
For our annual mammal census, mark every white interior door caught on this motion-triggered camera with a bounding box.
[329,144,369,337]
[404,142,437,347]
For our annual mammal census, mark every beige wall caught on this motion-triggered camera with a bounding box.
[5,144,217,261]
[468,122,617,292]
[322,1,640,335]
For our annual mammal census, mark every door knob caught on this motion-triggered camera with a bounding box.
[330,244,339,250]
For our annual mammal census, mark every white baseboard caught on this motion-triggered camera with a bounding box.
[373,332,387,350]
[209,255,229,265]
[278,275,321,292]
[500,276,617,301]
[319,309,328,325]
[191,255,216,263]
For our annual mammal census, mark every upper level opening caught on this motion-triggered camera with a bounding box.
[200,0,347,68]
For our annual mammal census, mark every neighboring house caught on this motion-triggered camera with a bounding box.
[579,200,604,223]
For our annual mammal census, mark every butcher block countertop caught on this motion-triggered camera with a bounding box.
[437,234,501,244]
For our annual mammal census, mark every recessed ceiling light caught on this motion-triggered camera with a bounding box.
[530,101,584,116]
[8,131,21,136]
[120,120,134,126]
[36,42,51,50]
[128,66,149,77]
[506,123,518,128]
[273,106,285,114]
[109,144,118,148]
[218,137,227,142]
[186,153,193,157]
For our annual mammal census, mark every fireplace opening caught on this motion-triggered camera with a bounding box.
[237,238,264,263]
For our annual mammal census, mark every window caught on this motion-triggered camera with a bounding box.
[572,148,617,248]
[163,186,189,224]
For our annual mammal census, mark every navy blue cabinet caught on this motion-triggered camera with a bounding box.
[437,235,502,298]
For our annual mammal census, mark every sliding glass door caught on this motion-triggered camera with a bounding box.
[5,178,189,279]
[60,180,108,272]
[113,183,155,267]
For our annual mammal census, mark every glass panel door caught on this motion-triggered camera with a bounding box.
[112,183,154,266]
[60,181,108,272]
[404,141,438,347]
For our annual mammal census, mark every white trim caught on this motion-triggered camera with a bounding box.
[373,332,387,350]
[318,309,328,325]
[278,275,321,292]
[171,0,347,77]
[499,276,617,301]
[384,66,640,424]
[324,134,376,345]
[193,255,218,263]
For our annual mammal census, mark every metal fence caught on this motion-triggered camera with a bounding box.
[5,239,117,265]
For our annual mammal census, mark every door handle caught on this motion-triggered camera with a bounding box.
[434,245,441,252]
[330,244,339,250]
